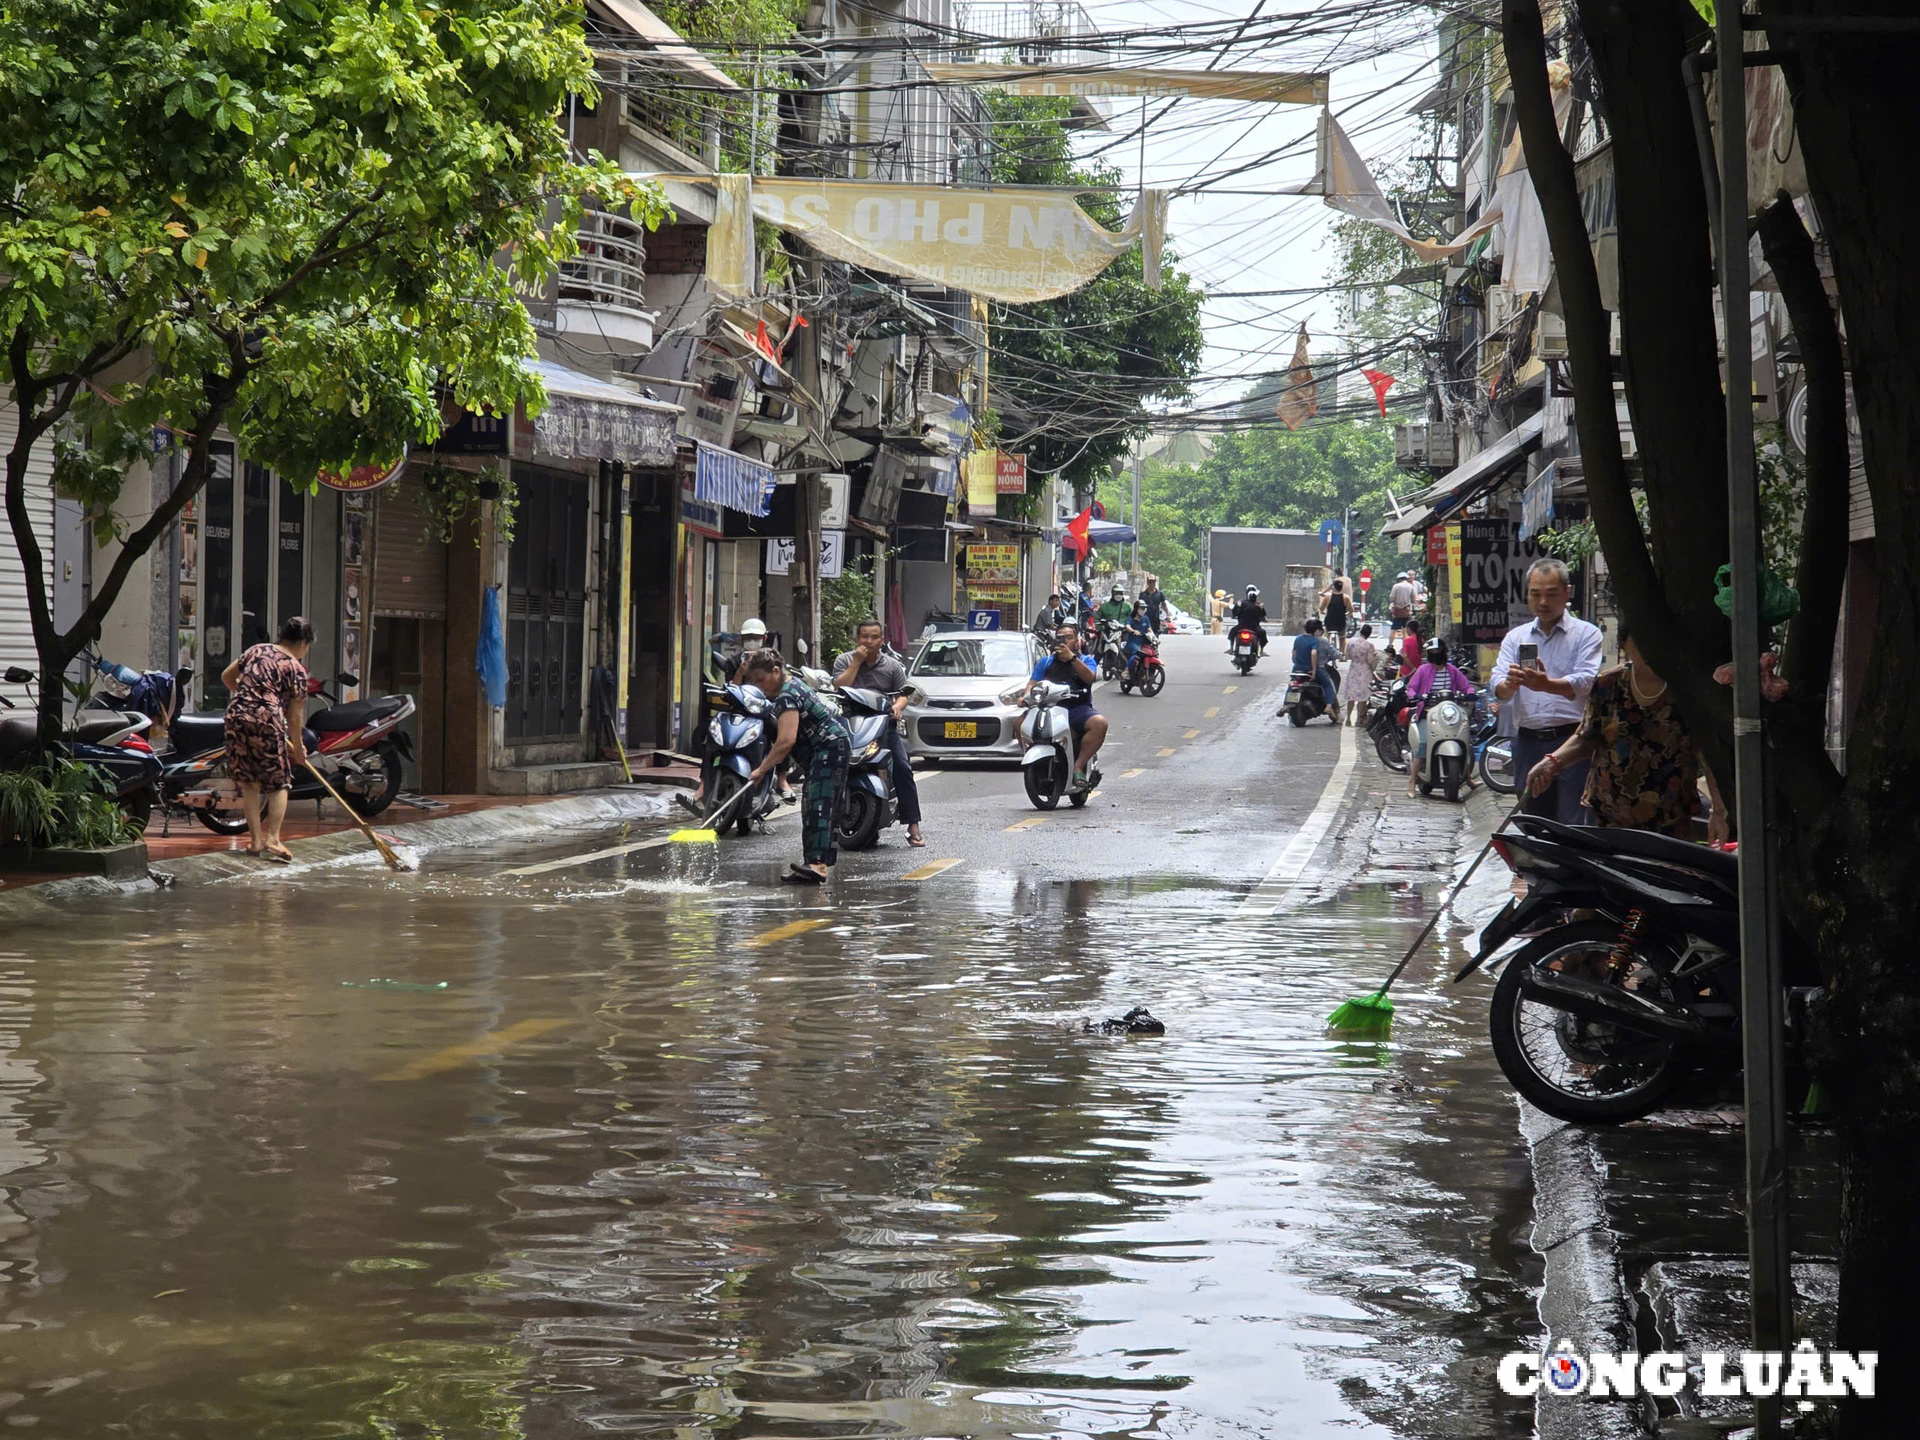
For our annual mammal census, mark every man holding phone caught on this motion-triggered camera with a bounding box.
[1020,618,1107,789]
[1491,558,1603,822]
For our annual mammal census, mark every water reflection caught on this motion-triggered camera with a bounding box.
[0,839,1535,1437]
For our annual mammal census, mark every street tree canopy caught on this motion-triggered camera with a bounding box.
[0,0,664,735]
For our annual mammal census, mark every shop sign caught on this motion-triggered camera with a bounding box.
[1426,525,1448,566]
[965,543,1020,587]
[996,452,1028,495]
[679,474,726,540]
[318,455,404,493]
[765,530,844,579]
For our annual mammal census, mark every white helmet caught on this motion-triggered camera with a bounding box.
[739,618,768,638]
[1245,584,1260,598]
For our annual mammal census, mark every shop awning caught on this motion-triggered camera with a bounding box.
[693,439,775,517]
[588,0,741,93]
[1049,516,1139,549]
[531,360,682,467]
[1382,410,1545,537]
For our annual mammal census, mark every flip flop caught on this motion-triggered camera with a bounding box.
[262,846,294,864]
[783,864,827,884]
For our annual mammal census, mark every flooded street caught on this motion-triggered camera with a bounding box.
[0,651,1541,1438]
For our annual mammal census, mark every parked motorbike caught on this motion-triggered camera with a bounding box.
[1458,815,1817,1123]
[1009,678,1099,809]
[1474,708,1516,794]
[1415,682,1474,801]
[1229,626,1261,675]
[1284,660,1340,726]
[696,678,779,837]
[1118,633,1166,697]
[2,664,164,830]
[159,672,413,835]
[1368,674,1411,772]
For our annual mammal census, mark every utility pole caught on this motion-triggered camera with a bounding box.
[1131,443,1143,579]
[1715,8,1791,1433]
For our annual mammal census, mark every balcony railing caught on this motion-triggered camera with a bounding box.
[559,209,647,315]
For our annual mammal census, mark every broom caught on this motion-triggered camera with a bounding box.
[308,763,411,872]
[1326,794,1527,1034]
[667,779,754,844]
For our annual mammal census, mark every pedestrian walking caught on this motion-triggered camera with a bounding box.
[741,650,850,884]
[219,615,314,863]
[831,618,924,847]
[1525,629,1727,838]
[1397,617,1423,679]
[1142,576,1170,635]
[1320,577,1352,642]
[1492,558,1603,824]
[1341,623,1381,725]
[1389,572,1416,626]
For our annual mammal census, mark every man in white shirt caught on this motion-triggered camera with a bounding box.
[1389,572,1417,625]
[1491,558,1603,823]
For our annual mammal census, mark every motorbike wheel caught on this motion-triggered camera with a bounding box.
[1373,724,1409,773]
[1235,657,1253,675]
[122,787,153,835]
[708,771,750,839]
[1487,921,1689,1123]
[835,787,885,850]
[195,803,251,836]
[1288,703,1308,728]
[1024,759,1066,810]
[1100,654,1121,681]
[1478,737,1517,795]
[1140,663,1165,697]
[344,743,405,818]
[1440,754,1463,802]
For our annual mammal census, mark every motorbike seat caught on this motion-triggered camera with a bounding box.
[1515,814,1738,879]
[0,711,39,762]
[168,712,228,754]
[307,695,406,732]
[70,712,142,743]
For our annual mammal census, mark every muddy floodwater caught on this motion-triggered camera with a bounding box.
[0,827,1541,1437]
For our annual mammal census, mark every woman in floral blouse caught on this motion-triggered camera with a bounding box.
[220,616,314,862]
[1526,631,1724,837]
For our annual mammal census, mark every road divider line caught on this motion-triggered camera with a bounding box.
[1239,722,1357,916]
[1120,768,1145,779]
[1004,816,1045,832]
[746,918,831,949]
[1204,706,1221,718]
[377,1017,570,1082]
[1223,685,1238,694]
[902,858,963,881]
[1156,747,1176,757]
[1183,729,1201,740]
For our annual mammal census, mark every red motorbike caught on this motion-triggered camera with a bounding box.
[156,671,415,835]
[1119,634,1166,697]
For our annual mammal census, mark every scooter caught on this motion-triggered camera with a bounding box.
[1415,682,1475,801]
[1284,661,1340,726]
[1118,633,1166,697]
[831,683,900,850]
[1367,674,1412,772]
[693,677,779,838]
[1009,678,1099,810]
[1094,620,1127,682]
[2,664,165,830]
[1473,706,1516,794]
[158,672,414,835]
[1229,626,1262,675]
[1458,815,1818,1124]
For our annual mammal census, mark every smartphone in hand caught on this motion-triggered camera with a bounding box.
[1517,642,1540,670]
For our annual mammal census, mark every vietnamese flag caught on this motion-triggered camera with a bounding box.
[1362,368,1396,417]
[1063,504,1094,560]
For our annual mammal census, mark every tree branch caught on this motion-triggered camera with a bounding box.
[1758,193,1849,736]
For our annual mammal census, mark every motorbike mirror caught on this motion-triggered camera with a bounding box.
[176,665,194,685]
[336,672,359,687]
[795,638,809,657]
[4,666,33,684]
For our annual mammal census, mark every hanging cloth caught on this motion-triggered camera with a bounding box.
[476,584,508,708]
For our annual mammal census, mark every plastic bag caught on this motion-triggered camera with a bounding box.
[475,585,508,708]
[1713,563,1800,628]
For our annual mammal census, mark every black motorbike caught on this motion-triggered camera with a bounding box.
[2,664,164,830]
[1367,674,1411,772]
[823,681,899,850]
[1284,660,1340,726]
[1457,816,1816,1123]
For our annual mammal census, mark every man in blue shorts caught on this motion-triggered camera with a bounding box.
[1019,617,1108,788]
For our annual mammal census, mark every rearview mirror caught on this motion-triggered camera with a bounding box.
[175,665,194,685]
[795,638,809,657]
[337,672,360,687]
[4,666,33,684]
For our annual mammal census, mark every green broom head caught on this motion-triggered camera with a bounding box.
[1801,1080,1825,1116]
[1327,990,1395,1034]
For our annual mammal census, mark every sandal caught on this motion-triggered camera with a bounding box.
[906,835,927,848]
[262,844,294,864]
[782,863,827,885]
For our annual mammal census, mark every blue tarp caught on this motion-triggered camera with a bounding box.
[1054,516,1137,550]
[476,585,508,708]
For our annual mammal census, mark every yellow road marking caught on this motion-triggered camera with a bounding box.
[377,1017,570,1082]
[1183,729,1201,739]
[1004,816,1046,832]
[1223,685,1238,694]
[1120,768,1145,779]
[1204,706,1221,718]
[746,918,831,949]
[1156,747,1176,757]
[903,858,962,881]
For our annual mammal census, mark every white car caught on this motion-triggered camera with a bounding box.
[901,631,1049,763]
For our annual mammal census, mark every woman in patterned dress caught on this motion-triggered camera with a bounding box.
[741,650,850,884]
[220,616,315,862]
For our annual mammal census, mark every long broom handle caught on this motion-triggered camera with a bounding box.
[306,761,384,843]
[1368,794,1528,999]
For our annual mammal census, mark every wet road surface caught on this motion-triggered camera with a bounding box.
[0,636,1541,1437]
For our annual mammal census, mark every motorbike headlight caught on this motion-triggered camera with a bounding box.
[1437,702,1461,724]
[707,715,728,745]
[856,741,880,761]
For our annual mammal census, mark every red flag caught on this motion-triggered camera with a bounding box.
[1063,504,1094,560]
[753,320,779,362]
[1361,368,1396,417]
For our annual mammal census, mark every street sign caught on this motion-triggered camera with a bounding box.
[1090,500,1106,520]
[1359,567,1373,593]
[1318,518,1343,548]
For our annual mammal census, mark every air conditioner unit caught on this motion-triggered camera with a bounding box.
[1486,284,1519,336]
[1537,310,1568,360]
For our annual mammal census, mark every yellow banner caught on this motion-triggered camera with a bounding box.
[924,63,1328,105]
[966,543,1020,585]
[1446,523,1464,627]
[735,178,1166,302]
[964,450,999,511]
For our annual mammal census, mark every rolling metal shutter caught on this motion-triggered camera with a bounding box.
[371,482,448,617]
[0,408,55,678]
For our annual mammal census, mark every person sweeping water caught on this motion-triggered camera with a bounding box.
[220,615,314,863]
[740,650,850,884]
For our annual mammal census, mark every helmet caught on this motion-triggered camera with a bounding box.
[1111,587,1127,601]
[1396,571,1409,581]
[1215,589,1226,599]
[1246,584,1260,598]
[739,617,768,638]
[1423,636,1447,661]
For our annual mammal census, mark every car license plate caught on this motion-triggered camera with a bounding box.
[943,721,978,739]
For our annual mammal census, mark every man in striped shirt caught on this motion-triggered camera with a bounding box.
[1490,558,1603,824]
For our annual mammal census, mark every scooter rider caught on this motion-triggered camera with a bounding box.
[831,617,924,848]
[1019,617,1108,790]
[1404,636,1477,798]
[1288,618,1339,716]
[1230,585,1269,653]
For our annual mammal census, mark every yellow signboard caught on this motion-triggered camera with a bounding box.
[966,544,1020,587]
[964,449,999,510]
[1446,522,1464,627]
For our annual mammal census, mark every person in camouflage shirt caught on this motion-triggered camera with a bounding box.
[743,651,851,882]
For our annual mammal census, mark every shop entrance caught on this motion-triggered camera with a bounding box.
[504,467,591,742]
